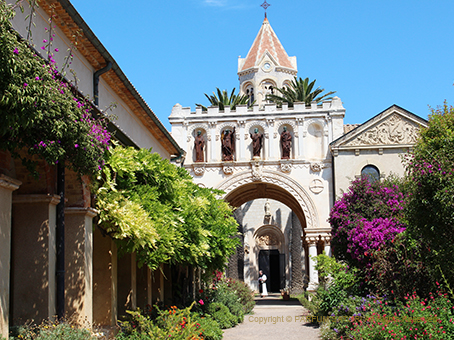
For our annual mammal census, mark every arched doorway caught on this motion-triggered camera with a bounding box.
[218,170,322,292]
[254,225,285,292]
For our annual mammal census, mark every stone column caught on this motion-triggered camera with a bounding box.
[238,121,246,161]
[11,194,60,324]
[306,236,319,291]
[64,207,97,325]
[93,228,117,326]
[266,119,275,159]
[322,236,331,257]
[0,175,21,340]
[297,118,305,159]
[209,122,217,162]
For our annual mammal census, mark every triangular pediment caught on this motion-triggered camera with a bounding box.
[331,105,428,149]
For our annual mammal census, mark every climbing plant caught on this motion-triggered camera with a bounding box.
[0,1,110,176]
[95,145,239,271]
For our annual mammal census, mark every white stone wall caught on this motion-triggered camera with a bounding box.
[10,3,170,156]
[333,147,408,199]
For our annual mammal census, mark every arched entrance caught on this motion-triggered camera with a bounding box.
[218,170,323,292]
[254,225,285,293]
[218,169,318,230]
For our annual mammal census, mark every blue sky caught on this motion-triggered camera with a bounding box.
[69,0,454,131]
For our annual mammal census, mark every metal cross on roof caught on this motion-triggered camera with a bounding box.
[261,1,271,18]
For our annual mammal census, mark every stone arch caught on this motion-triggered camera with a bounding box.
[188,124,209,140]
[216,122,238,137]
[275,120,297,140]
[217,169,318,231]
[253,224,285,253]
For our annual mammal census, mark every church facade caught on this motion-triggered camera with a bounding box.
[169,18,427,293]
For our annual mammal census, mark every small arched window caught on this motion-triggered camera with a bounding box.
[361,165,380,182]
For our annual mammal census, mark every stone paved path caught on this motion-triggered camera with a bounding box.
[223,293,320,340]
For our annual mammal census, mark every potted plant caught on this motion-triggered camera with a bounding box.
[280,287,290,300]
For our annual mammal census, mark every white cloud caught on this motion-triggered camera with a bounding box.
[204,0,227,6]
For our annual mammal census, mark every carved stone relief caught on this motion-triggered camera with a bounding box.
[193,166,205,176]
[309,179,324,194]
[251,160,263,181]
[223,165,234,175]
[280,161,292,173]
[310,163,322,172]
[256,233,279,247]
[346,114,420,146]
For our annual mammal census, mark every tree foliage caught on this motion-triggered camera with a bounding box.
[95,145,239,271]
[405,102,454,285]
[196,88,251,111]
[0,2,110,175]
[266,76,336,107]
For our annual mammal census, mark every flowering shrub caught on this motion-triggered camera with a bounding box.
[0,2,111,175]
[193,274,255,329]
[117,303,205,340]
[329,177,406,269]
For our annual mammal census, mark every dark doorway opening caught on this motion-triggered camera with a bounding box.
[259,249,284,292]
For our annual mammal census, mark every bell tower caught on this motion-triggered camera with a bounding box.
[238,17,297,108]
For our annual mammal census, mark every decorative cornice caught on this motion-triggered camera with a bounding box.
[65,207,98,218]
[0,174,21,192]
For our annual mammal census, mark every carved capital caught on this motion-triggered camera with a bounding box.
[321,236,331,245]
[305,236,319,245]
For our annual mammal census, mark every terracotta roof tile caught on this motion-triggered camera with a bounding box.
[241,18,295,72]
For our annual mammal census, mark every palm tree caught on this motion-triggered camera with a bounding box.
[196,88,252,111]
[266,77,336,107]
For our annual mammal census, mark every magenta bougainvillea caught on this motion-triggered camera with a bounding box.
[329,177,406,268]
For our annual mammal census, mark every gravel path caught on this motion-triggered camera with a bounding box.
[223,293,320,340]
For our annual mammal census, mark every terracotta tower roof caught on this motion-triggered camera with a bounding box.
[240,17,295,72]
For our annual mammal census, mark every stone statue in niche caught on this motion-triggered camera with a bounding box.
[264,200,271,219]
[194,130,205,162]
[250,128,263,158]
[221,128,235,161]
[280,126,292,159]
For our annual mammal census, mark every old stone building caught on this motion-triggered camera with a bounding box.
[1,1,184,338]
[169,17,427,294]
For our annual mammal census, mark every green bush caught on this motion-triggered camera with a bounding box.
[212,283,244,323]
[9,323,95,340]
[117,304,205,340]
[207,302,237,329]
[192,315,223,340]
